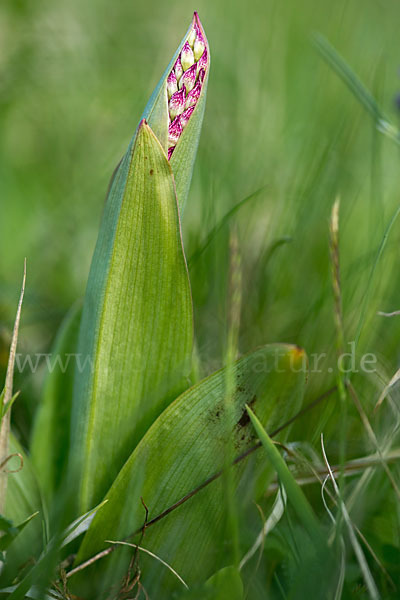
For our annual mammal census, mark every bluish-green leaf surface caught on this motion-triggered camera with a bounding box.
[70,121,193,514]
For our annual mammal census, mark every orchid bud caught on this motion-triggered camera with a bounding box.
[168,115,183,146]
[169,87,186,119]
[181,41,195,71]
[167,71,178,99]
[174,56,183,82]
[197,47,207,73]
[193,30,205,61]
[180,63,197,93]
[187,26,196,47]
[198,68,205,84]
[185,81,201,109]
[180,106,195,128]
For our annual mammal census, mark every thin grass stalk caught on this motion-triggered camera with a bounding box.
[329,199,347,528]
[0,260,26,514]
[222,224,243,567]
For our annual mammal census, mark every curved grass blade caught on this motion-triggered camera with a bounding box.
[313,33,400,145]
[246,405,323,544]
[0,260,26,513]
[2,435,44,584]
[70,121,193,514]
[0,510,38,552]
[71,344,307,596]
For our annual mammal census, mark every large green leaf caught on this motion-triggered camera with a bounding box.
[31,303,81,503]
[70,121,193,513]
[71,344,307,597]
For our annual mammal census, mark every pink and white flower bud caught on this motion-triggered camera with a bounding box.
[180,106,195,128]
[197,47,207,73]
[181,41,195,71]
[167,71,178,99]
[169,88,186,119]
[185,81,201,109]
[187,27,196,47]
[197,68,205,84]
[180,63,197,93]
[168,146,175,160]
[193,31,205,61]
[168,115,183,146]
[174,57,183,82]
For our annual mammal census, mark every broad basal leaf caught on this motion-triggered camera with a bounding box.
[71,344,307,597]
[70,121,193,513]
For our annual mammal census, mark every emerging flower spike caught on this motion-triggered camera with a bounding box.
[166,13,209,158]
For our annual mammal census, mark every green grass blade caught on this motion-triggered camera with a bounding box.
[71,344,307,597]
[313,33,400,145]
[245,405,324,545]
[70,121,193,513]
[3,435,44,584]
[31,302,82,503]
[0,261,26,514]
[0,510,38,551]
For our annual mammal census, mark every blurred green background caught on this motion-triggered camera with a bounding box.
[1,0,400,468]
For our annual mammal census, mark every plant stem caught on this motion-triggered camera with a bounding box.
[0,260,26,514]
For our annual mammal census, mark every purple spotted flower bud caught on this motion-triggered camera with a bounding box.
[197,47,207,73]
[180,106,195,128]
[181,41,195,71]
[187,27,196,47]
[185,81,201,109]
[169,87,186,119]
[193,30,205,61]
[167,71,178,99]
[174,56,183,82]
[180,63,197,93]
[165,12,209,159]
[169,116,183,146]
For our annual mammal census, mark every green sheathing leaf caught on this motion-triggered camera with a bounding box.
[73,344,306,596]
[31,303,82,503]
[70,121,193,514]
[3,435,44,581]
